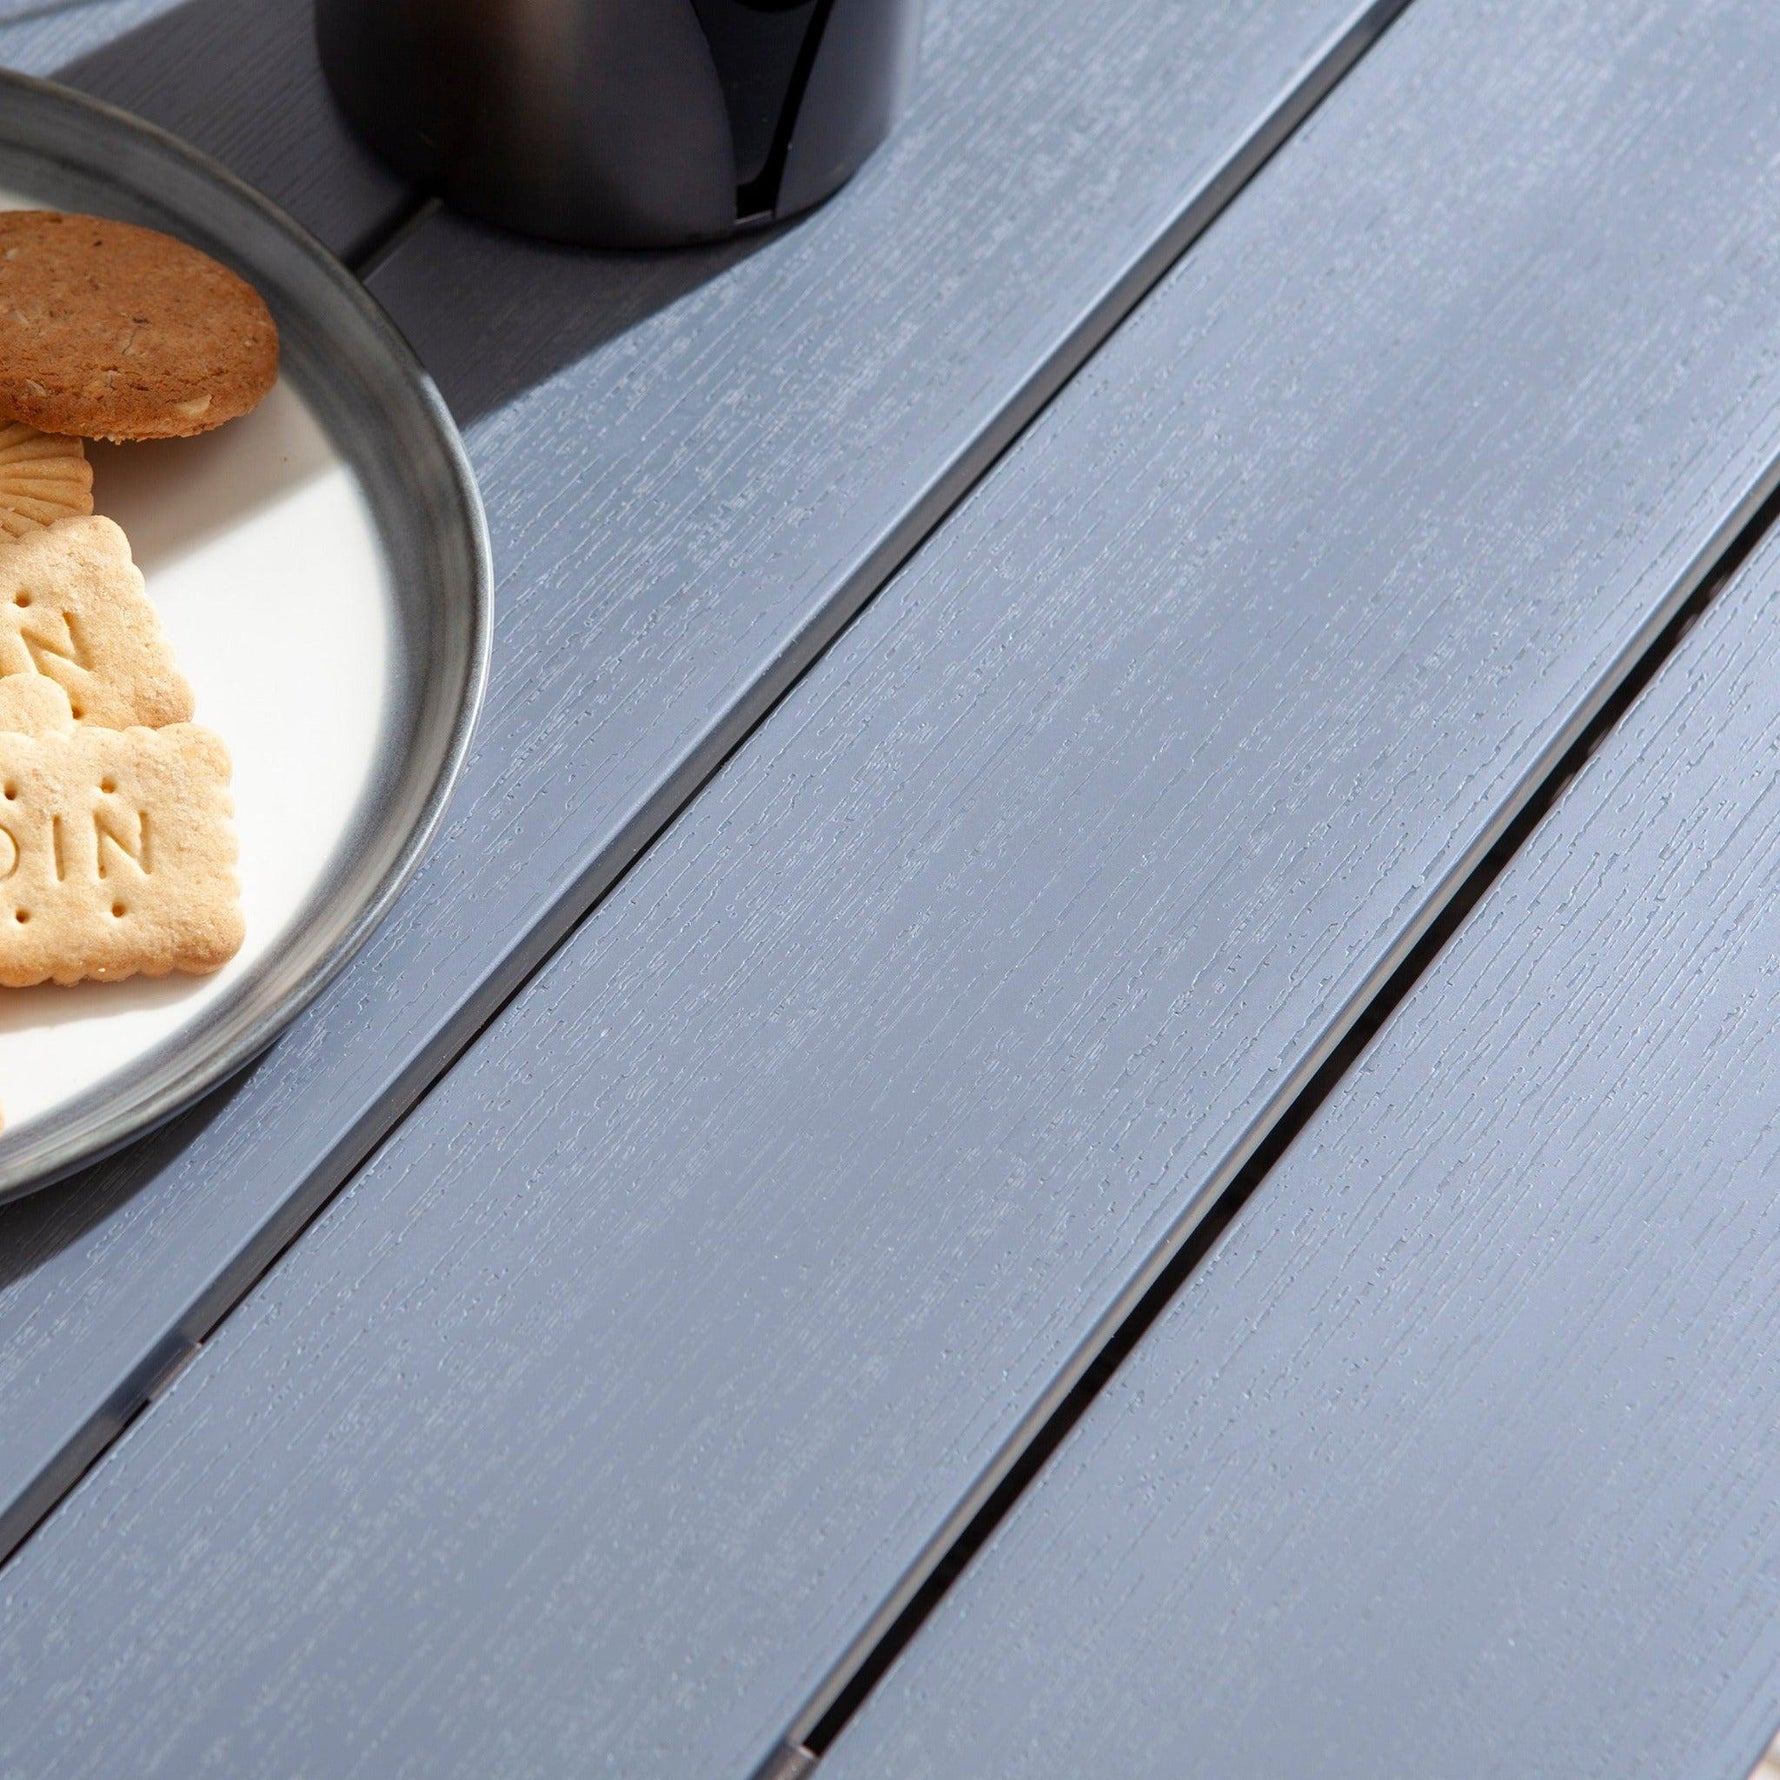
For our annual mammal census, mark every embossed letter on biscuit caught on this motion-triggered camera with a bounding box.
[0,721,243,986]
[0,515,193,728]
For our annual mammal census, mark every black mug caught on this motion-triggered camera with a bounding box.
[317,0,923,248]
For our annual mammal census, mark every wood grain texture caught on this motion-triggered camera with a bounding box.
[0,0,409,258]
[0,0,1398,1575]
[820,467,1780,1780]
[0,1,95,22]
[0,0,201,144]
[0,0,174,63]
[7,1,1780,1775]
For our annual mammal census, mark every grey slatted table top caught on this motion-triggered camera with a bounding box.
[819,429,1780,1780]
[0,0,1395,1568]
[8,0,1780,1775]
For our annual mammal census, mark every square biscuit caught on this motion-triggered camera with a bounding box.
[0,674,73,736]
[0,721,243,986]
[0,515,193,728]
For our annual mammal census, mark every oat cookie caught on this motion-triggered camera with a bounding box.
[0,720,243,986]
[0,210,278,441]
[0,515,192,727]
[0,422,91,539]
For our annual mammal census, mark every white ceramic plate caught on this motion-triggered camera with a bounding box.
[0,77,489,1199]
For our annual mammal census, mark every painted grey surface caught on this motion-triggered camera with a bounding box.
[821,457,1780,1780]
[0,0,178,64]
[6,1,1780,1774]
[0,0,408,259]
[0,0,141,24]
[0,0,1399,1569]
[0,2,86,23]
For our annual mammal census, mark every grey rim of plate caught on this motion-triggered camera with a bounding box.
[0,70,492,1203]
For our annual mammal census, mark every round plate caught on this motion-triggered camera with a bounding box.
[0,73,490,1201]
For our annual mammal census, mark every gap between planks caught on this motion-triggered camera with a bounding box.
[349,193,441,281]
[754,471,1780,1769]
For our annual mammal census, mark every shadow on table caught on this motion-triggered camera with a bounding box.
[53,0,408,260]
[367,208,785,426]
[0,1057,265,1296]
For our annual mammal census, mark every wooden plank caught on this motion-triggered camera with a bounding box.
[5,2,1780,1776]
[0,0,409,259]
[818,467,1780,1780]
[0,0,175,62]
[0,0,1402,1572]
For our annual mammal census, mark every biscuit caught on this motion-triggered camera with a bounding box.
[0,720,243,985]
[0,674,73,736]
[0,422,91,539]
[0,211,278,441]
[0,516,193,728]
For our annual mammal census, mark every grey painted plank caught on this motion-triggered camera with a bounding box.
[0,0,171,62]
[0,1,92,23]
[0,0,408,260]
[5,1,1780,1775]
[0,1,186,79]
[0,0,1399,1568]
[819,440,1780,1780]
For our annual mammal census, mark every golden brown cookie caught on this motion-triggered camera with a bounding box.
[0,210,278,441]
[0,516,193,728]
[0,422,91,538]
[0,719,243,985]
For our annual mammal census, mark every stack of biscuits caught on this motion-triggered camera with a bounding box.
[0,210,278,999]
